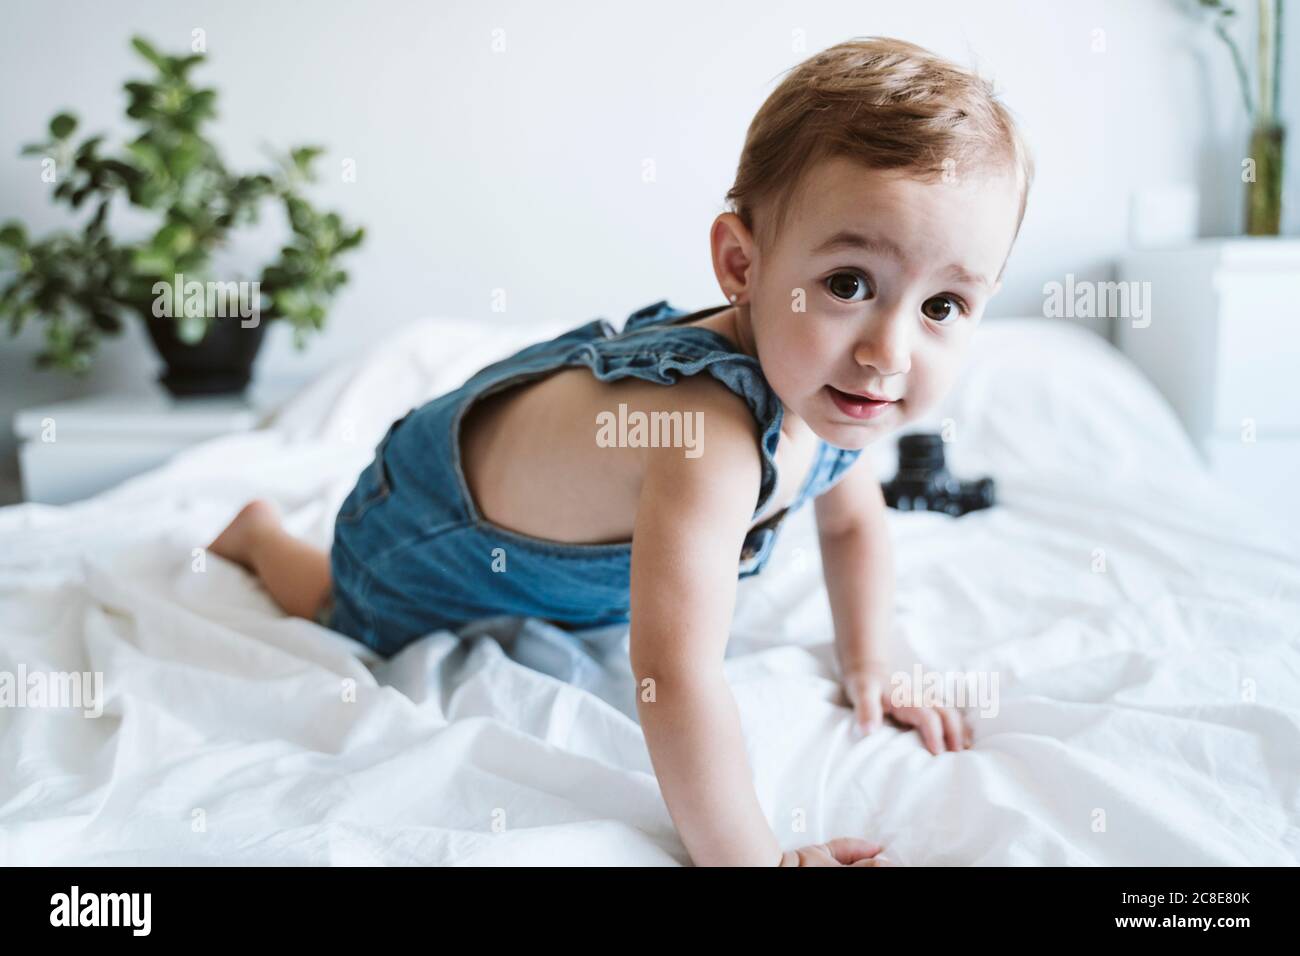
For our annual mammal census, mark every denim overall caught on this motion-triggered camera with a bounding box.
[322,300,862,657]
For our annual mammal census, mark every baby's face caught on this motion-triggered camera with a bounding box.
[744,156,1022,449]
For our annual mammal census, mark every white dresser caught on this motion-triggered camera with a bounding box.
[13,386,287,505]
[1117,239,1300,540]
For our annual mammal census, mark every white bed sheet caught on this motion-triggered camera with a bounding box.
[1,315,1296,866]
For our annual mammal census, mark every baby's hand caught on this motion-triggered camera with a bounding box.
[779,838,894,867]
[844,666,973,754]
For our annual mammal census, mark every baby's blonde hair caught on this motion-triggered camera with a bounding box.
[725,37,1033,251]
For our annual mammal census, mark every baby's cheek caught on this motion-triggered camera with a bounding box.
[895,396,926,429]
[775,340,821,392]
[911,350,965,407]
[900,380,944,424]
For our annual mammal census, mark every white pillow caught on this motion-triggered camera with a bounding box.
[884,318,1204,486]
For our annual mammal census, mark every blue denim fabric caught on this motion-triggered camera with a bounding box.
[323,300,862,657]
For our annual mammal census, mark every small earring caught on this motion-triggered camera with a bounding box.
[729,293,738,303]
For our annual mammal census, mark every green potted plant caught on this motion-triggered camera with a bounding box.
[1197,0,1287,236]
[0,35,364,395]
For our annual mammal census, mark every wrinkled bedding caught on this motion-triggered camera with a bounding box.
[1,315,1296,865]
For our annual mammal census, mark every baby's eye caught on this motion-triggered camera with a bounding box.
[921,295,964,324]
[825,271,873,303]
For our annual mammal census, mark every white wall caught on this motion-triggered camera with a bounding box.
[1,0,1295,502]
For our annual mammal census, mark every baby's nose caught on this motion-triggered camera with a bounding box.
[853,337,910,377]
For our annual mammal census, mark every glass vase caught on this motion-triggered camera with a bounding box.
[1245,122,1285,236]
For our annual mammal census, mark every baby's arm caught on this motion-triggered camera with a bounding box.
[628,381,883,867]
[815,453,970,753]
[628,384,778,866]
[814,451,895,711]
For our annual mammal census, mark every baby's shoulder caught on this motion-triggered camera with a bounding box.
[662,368,755,415]
[638,371,763,455]
[633,373,765,506]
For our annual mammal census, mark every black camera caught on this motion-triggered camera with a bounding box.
[882,432,995,516]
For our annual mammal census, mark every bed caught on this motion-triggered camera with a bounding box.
[1,314,1296,865]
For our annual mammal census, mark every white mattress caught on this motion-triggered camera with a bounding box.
[1,315,1296,866]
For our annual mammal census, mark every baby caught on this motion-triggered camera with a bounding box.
[210,37,1032,867]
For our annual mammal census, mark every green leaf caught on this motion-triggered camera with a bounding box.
[0,223,25,249]
[285,196,314,234]
[125,99,158,121]
[169,139,202,179]
[130,36,169,72]
[74,135,104,160]
[125,139,163,171]
[154,222,195,255]
[87,200,110,234]
[271,287,308,315]
[132,248,173,275]
[336,226,365,251]
[99,159,142,183]
[290,146,324,174]
[7,303,28,337]
[49,113,77,139]
[187,89,217,118]
[170,54,205,77]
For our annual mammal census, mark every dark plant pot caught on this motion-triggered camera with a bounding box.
[143,315,269,396]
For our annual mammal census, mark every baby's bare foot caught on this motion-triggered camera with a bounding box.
[208,499,282,570]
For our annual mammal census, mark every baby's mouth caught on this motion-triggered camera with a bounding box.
[824,385,898,420]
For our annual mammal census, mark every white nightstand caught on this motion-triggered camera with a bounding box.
[1117,238,1300,539]
[13,385,289,505]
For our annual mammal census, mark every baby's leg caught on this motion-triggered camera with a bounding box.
[208,500,331,619]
